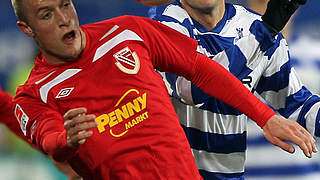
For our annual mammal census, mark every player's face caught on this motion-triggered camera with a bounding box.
[181,0,223,13]
[18,0,84,64]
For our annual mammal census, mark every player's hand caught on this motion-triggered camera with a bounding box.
[262,0,307,37]
[50,157,83,180]
[63,107,97,147]
[262,115,317,158]
[136,0,174,6]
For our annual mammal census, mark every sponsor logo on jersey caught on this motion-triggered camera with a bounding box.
[113,47,140,74]
[241,76,252,88]
[241,75,256,93]
[56,87,74,99]
[95,89,148,137]
[14,104,29,136]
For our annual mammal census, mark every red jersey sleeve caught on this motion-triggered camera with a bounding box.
[134,17,275,127]
[190,53,275,127]
[14,87,76,161]
[0,88,25,139]
[133,17,198,78]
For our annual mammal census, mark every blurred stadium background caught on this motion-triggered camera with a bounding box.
[0,0,319,179]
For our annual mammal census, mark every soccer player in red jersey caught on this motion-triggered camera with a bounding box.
[10,0,316,179]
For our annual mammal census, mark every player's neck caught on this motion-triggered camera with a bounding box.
[181,1,225,31]
[248,2,268,14]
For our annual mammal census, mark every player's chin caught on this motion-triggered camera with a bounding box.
[64,44,83,58]
[59,51,81,62]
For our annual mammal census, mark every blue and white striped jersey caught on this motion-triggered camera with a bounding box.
[150,1,320,180]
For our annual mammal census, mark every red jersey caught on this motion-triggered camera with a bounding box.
[0,88,24,139]
[14,16,274,180]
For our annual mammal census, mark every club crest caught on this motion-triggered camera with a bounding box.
[113,47,140,74]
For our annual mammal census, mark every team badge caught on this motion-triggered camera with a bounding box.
[113,47,140,74]
[235,27,244,42]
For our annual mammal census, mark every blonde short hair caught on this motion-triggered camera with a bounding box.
[11,0,28,22]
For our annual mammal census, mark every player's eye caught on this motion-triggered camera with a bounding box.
[42,12,52,20]
[63,2,71,8]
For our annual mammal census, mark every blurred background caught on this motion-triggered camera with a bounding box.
[0,0,319,179]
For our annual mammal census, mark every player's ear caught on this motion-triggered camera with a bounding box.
[17,21,35,37]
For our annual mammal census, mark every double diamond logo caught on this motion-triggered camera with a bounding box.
[56,87,74,99]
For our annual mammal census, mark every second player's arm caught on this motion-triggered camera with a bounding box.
[135,17,317,158]
[257,34,320,142]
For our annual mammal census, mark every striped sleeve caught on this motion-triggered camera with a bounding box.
[255,34,320,138]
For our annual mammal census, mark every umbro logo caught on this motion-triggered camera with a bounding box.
[56,87,74,99]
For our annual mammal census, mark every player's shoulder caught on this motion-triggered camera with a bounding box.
[15,61,59,101]
[150,1,189,23]
[81,15,156,40]
[111,15,160,29]
[83,15,149,30]
[23,61,53,86]
[230,4,261,25]
[233,4,261,19]
[220,3,263,36]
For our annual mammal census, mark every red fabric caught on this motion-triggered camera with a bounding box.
[190,53,275,127]
[0,88,25,139]
[13,87,76,156]
[14,15,274,179]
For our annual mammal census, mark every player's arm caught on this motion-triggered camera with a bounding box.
[134,16,317,158]
[136,0,173,6]
[256,35,320,141]
[1,88,82,179]
[13,94,96,162]
[192,53,316,158]
[0,87,82,179]
[0,87,26,139]
[50,157,82,180]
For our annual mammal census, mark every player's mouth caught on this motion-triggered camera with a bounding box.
[62,30,76,44]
